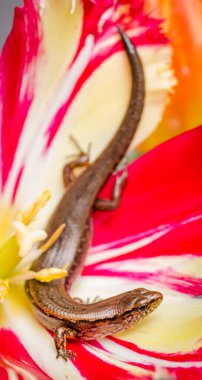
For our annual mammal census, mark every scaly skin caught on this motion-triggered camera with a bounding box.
[25,27,163,361]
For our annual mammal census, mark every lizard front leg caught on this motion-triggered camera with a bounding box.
[54,325,77,361]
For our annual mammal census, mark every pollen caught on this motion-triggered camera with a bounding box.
[12,221,47,257]
[34,267,67,282]
[0,279,9,303]
[20,190,51,225]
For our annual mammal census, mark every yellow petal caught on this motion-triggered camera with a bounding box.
[40,0,83,98]
[0,236,20,278]
[59,47,175,168]
[117,294,202,354]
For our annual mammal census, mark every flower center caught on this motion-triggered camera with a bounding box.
[0,191,67,303]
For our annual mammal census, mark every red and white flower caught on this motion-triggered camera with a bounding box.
[1,1,201,380]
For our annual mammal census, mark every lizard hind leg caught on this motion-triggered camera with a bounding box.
[54,326,77,361]
[94,165,128,211]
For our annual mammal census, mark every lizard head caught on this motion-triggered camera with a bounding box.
[116,288,163,321]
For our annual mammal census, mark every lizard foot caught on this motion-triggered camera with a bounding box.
[54,326,77,362]
[74,295,102,304]
[56,349,77,361]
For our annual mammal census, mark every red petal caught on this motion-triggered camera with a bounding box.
[0,366,8,380]
[92,126,202,258]
[0,329,50,380]
[68,340,141,380]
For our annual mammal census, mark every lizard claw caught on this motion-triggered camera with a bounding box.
[56,349,77,361]
[73,297,84,303]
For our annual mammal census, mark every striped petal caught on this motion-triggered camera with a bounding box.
[0,285,80,379]
[1,1,195,380]
[0,0,174,243]
[1,127,202,379]
[90,125,202,250]
[78,126,202,379]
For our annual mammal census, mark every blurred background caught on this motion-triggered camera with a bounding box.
[0,1,22,50]
[143,0,202,151]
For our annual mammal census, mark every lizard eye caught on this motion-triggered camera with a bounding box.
[139,305,147,311]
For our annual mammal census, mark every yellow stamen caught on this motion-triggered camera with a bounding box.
[0,279,9,303]
[35,268,67,282]
[10,267,67,283]
[20,190,51,225]
[40,224,66,254]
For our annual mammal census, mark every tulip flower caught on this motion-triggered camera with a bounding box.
[1,1,201,380]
